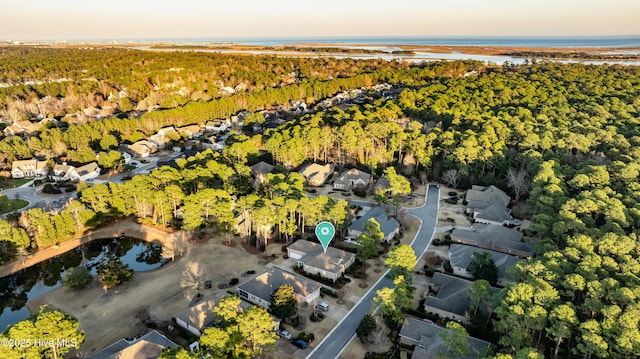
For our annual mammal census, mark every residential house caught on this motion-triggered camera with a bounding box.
[448,244,521,286]
[333,168,370,191]
[71,162,101,181]
[374,173,411,193]
[250,161,275,187]
[287,239,356,282]
[177,124,203,139]
[399,318,491,359]
[149,126,177,149]
[348,207,400,243]
[50,163,74,181]
[120,151,132,164]
[3,120,38,137]
[11,159,48,178]
[174,291,253,337]
[299,163,334,187]
[450,224,532,258]
[465,185,516,225]
[236,267,321,309]
[200,135,226,151]
[89,330,178,359]
[205,119,231,133]
[423,273,498,324]
[127,140,157,158]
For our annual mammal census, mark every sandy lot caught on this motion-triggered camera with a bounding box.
[28,235,265,357]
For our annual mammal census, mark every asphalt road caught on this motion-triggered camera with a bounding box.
[307,184,440,359]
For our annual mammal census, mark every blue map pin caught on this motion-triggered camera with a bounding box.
[315,221,335,253]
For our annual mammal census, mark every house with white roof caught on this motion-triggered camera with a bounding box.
[333,168,371,191]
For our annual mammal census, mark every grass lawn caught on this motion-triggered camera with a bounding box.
[0,177,32,190]
[0,197,29,214]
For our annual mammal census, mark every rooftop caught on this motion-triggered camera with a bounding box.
[448,244,522,280]
[349,207,400,239]
[236,267,321,302]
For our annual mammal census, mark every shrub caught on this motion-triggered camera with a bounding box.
[320,287,338,298]
[353,187,367,197]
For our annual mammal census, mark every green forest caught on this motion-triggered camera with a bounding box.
[0,45,639,358]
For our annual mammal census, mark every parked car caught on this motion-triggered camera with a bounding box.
[290,338,308,349]
[316,301,330,312]
[277,330,292,340]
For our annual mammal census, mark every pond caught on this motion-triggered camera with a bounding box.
[0,237,167,331]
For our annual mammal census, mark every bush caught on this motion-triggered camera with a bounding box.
[443,260,453,273]
[229,278,239,286]
[320,287,338,298]
[353,187,367,197]
[43,183,62,194]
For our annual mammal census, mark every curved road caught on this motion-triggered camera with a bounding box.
[307,184,440,359]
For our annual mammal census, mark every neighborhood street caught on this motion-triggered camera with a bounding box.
[307,184,440,359]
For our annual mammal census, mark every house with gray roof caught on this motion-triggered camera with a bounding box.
[465,185,516,225]
[423,273,475,323]
[399,318,491,359]
[450,224,532,258]
[299,163,334,186]
[236,267,321,309]
[174,291,252,337]
[348,207,400,243]
[90,330,178,359]
[251,161,275,186]
[448,244,521,286]
[333,168,370,191]
[287,239,356,282]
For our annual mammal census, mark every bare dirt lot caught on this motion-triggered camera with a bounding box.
[28,234,265,357]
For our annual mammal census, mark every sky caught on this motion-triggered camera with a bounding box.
[1,0,639,41]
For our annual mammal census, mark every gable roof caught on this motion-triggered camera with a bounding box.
[400,318,491,359]
[174,291,251,332]
[424,273,474,317]
[299,163,334,186]
[90,330,178,359]
[288,239,354,274]
[448,244,521,280]
[236,267,321,302]
[177,124,202,135]
[451,224,531,255]
[474,202,512,223]
[251,161,275,177]
[466,185,511,210]
[335,168,371,187]
[74,162,99,177]
[11,159,47,173]
[349,207,400,239]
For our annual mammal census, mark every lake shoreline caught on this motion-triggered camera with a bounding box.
[0,217,192,278]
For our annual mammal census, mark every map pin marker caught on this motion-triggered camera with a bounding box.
[315,221,335,253]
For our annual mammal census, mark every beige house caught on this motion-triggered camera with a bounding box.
[127,140,157,158]
[3,120,38,137]
[11,159,48,178]
[299,163,334,186]
[287,239,355,282]
[177,124,203,139]
[236,267,321,309]
[333,168,370,191]
[149,126,177,149]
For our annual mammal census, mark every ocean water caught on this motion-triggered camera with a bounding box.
[76,36,640,48]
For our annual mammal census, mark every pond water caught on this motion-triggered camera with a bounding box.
[0,237,167,331]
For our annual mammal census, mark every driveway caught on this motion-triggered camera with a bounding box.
[306,184,440,359]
